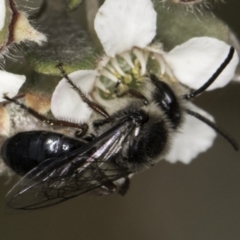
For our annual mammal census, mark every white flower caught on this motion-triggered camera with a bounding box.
[0,71,26,102]
[51,0,239,164]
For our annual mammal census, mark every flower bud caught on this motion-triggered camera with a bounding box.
[0,0,46,56]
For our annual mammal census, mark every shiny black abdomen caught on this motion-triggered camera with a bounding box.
[1,131,85,175]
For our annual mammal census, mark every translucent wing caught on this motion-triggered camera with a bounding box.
[6,118,135,211]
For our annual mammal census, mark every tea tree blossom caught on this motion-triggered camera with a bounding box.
[0,0,46,102]
[50,0,238,163]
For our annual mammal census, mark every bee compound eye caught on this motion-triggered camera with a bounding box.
[150,75,182,128]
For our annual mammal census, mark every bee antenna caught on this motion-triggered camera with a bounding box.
[184,46,235,100]
[185,108,239,151]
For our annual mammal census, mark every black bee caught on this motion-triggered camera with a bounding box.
[1,47,238,211]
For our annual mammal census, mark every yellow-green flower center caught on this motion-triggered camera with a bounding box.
[94,47,175,100]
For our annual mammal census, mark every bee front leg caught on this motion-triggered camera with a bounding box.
[57,63,112,122]
[114,81,148,105]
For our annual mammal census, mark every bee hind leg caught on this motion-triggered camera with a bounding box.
[3,94,88,136]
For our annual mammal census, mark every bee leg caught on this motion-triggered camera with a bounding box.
[101,181,117,194]
[93,180,117,195]
[3,94,88,136]
[114,81,148,105]
[93,118,112,129]
[92,165,118,194]
[2,93,25,106]
[123,89,148,105]
[96,184,116,195]
[81,133,96,142]
[117,177,130,196]
[57,63,112,122]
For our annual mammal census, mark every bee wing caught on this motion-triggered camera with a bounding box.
[6,119,135,211]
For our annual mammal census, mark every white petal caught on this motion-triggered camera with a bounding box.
[94,0,156,57]
[51,70,97,123]
[0,71,25,101]
[0,0,6,31]
[164,37,239,90]
[165,103,217,164]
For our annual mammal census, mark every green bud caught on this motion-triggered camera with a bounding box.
[156,6,230,51]
[26,3,97,75]
[0,0,46,57]
[66,0,83,11]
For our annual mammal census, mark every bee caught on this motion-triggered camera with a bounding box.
[1,46,238,211]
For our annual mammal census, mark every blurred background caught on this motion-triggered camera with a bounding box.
[0,0,240,240]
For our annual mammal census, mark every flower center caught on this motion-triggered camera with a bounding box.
[94,47,175,101]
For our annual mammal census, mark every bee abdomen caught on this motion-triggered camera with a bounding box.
[1,131,85,176]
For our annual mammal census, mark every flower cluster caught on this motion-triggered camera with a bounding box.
[51,0,238,163]
[0,0,239,166]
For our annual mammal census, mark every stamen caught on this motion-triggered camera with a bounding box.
[144,51,150,65]
[155,53,175,79]
[111,58,125,76]
[154,54,166,75]
[123,74,132,84]
[106,64,117,75]
[133,49,147,75]
[101,69,119,83]
[95,80,107,91]
[121,52,134,68]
